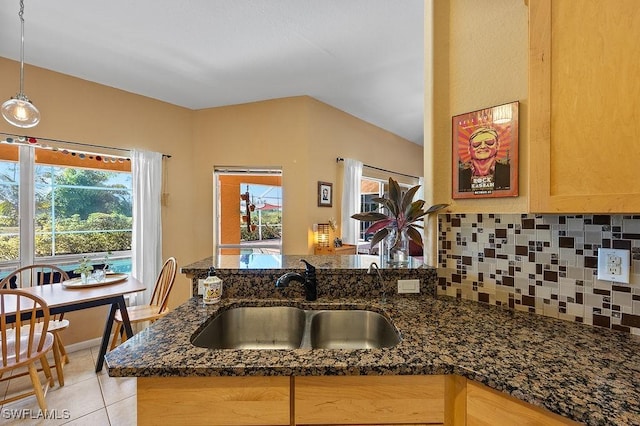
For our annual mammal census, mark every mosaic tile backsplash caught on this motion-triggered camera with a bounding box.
[438,213,640,335]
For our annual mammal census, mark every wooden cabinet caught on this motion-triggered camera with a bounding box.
[465,381,579,426]
[137,376,291,425]
[136,375,579,425]
[294,376,446,425]
[314,244,356,255]
[529,0,640,212]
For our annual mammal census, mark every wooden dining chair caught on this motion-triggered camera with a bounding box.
[0,265,71,386]
[0,289,55,411]
[109,257,177,350]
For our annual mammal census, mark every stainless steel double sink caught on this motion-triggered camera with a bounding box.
[191,306,401,350]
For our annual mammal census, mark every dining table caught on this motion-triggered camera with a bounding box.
[16,275,145,373]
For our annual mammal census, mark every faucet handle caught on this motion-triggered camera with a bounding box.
[299,259,318,301]
[300,259,316,275]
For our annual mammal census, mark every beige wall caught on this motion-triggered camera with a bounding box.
[424,0,528,263]
[307,97,423,249]
[428,0,529,212]
[0,61,422,343]
[0,58,197,344]
[193,96,423,255]
[192,97,309,255]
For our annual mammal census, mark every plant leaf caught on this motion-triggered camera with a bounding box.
[401,185,421,212]
[405,201,427,222]
[351,212,388,222]
[372,197,397,217]
[406,225,423,247]
[387,178,401,216]
[366,219,393,234]
[369,228,390,248]
[425,203,449,214]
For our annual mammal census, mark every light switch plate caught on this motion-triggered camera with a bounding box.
[397,279,420,294]
[597,248,630,283]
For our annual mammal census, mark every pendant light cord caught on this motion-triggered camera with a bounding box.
[18,0,26,96]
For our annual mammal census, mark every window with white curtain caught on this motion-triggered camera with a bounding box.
[0,140,132,275]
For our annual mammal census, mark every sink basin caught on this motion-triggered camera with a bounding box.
[310,310,400,349]
[191,306,306,349]
[191,306,400,350]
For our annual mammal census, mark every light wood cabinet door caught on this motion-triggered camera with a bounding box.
[294,375,445,425]
[137,376,290,426]
[466,381,579,426]
[529,0,640,213]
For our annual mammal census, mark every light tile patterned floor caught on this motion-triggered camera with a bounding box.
[0,346,136,425]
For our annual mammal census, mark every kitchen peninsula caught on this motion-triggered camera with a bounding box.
[105,255,640,425]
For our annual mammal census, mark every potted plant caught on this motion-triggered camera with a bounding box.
[73,256,94,284]
[351,177,448,266]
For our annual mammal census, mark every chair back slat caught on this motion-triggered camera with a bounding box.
[0,264,69,289]
[1,265,69,323]
[148,257,177,314]
[0,289,50,367]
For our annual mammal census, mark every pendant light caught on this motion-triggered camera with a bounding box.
[1,0,40,128]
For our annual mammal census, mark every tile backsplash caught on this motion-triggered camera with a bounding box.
[438,213,640,335]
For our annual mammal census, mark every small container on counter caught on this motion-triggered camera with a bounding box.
[202,266,223,305]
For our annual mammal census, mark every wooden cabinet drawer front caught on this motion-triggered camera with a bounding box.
[294,375,445,425]
[466,381,579,426]
[138,376,290,426]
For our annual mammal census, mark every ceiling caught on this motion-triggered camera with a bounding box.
[0,1,425,145]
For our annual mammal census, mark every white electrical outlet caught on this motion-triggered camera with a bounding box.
[597,248,630,283]
[398,279,420,294]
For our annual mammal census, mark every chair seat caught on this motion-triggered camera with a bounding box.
[42,319,70,333]
[110,257,177,351]
[114,304,164,323]
[5,319,69,335]
[0,332,54,368]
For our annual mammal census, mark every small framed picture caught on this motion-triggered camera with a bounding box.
[317,181,333,207]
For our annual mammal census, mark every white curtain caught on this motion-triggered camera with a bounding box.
[131,150,163,305]
[340,158,363,245]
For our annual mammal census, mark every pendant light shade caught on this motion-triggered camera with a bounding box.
[2,0,40,129]
[2,95,40,128]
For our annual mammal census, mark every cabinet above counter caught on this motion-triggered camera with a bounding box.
[528,0,640,213]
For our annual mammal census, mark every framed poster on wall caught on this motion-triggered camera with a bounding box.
[452,101,519,199]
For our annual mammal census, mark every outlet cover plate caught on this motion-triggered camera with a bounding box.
[398,279,420,294]
[597,248,630,283]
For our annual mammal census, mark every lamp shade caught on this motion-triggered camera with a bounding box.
[316,223,330,247]
[1,95,40,128]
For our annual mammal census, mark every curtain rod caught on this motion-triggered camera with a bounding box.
[336,157,419,180]
[0,133,172,158]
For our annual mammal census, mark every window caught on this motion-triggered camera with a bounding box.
[359,178,385,242]
[357,175,418,254]
[34,164,132,257]
[0,140,132,273]
[0,154,19,263]
[214,168,283,256]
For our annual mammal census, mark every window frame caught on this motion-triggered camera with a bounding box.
[0,144,133,272]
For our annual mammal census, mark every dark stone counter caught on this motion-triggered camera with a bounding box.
[105,257,640,425]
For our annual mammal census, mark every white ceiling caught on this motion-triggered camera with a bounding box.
[0,0,425,145]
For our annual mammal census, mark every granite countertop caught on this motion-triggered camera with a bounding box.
[106,294,640,425]
[180,254,428,272]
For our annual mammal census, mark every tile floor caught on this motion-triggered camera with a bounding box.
[0,346,136,425]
